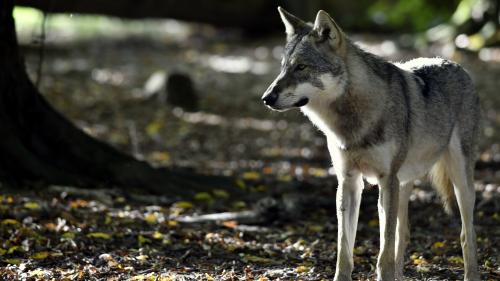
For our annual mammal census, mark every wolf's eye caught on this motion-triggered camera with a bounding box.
[295,64,307,71]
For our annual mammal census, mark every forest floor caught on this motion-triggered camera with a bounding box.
[1,14,500,280]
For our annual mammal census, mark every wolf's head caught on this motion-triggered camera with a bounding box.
[262,7,348,111]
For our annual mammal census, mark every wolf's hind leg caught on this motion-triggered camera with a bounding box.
[395,182,413,281]
[334,171,363,281]
[443,132,479,281]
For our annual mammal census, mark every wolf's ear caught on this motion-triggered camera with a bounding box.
[313,10,344,48]
[278,6,307,40]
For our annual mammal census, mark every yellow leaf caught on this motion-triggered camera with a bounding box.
[32,251,49,260]
[212,189,229,199]
[432,241,445,249]
[8,246,21,254]
[204,273,214,281]
[413,257,428,265]
[0,248,6,256]
[145,121,163,136]
[129,274,146,281]
[236,179,246,190]
[242,171,260,181]
[138,235,151,246]
[100,215,110,225]
[278,174,292,182]
[62,232,76,239]
[152,231,163,240]
[448,256,464,264]
[144,213,158,224]
[2,219,20,225]
[194,192,214,203]
[24,202,41,210]
[308,224,324,233]
[87,232,112,239]
[4,258,22,265]
[28,268,48,277]
[150,151,170,163]
[174,201,193,209]
[240,254,274,264]
[295,265,311,273]
[353,246,366,255]
[167,220,178,227]
[368,219,379,227]
[232,201,246,209]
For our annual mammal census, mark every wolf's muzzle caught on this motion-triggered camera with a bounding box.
[262,92,278,106]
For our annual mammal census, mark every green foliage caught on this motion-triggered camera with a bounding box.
[369,0,460,31]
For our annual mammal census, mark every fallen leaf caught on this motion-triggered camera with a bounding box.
[240,254,276,264]
[204,273,214,281]
[144,213,158,224]
[4,258,22,265]
[212,189,229,199]
[413,257,428,265]
[24,202,41,210]
[138,234,151,246]
[222,220,237,229]
[295,265,311,273]
[167,220,178,227]
[2,219,19,225]
[31,251,49,260]
[152,231,163,239]
[242,171,260,181]
[62,232,76,239]
[194,192,214,203]
[432,241,445,249]
[87,232,112,240]
[174,201,193,209]
[368,219,379,227]
[136,255,148,262]
[448,256,464,264]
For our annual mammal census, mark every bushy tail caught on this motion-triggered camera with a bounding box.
[429,158,456,214]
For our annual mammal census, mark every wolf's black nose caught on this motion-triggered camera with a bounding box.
[262,92,278,106]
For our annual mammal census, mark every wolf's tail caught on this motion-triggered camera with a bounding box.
[429,158,456,215]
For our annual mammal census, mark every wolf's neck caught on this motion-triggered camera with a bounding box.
[301,42,389,149]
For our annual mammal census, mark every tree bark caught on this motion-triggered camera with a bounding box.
[0,0,232,197]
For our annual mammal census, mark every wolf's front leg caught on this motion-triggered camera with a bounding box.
[334,171,363,281]
[376,175,400,281]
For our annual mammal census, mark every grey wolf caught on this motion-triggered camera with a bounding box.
[262,7,480,281]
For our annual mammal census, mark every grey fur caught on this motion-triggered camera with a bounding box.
[263,7,480,281]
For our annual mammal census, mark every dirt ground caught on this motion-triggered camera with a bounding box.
[1,17,500,280]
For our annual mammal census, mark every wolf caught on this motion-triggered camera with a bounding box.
[262,7,481,281]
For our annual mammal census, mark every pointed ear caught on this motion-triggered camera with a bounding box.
[278,6,307,40]
[313,10,344,48]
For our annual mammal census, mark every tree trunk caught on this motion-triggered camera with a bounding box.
[0,0,232,197]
